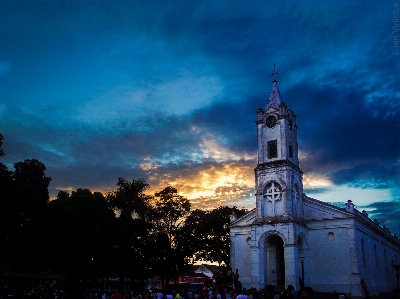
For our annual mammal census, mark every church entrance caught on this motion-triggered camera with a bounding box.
[264,235,285,288]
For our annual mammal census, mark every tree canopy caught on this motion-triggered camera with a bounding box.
[0,159,52,271]
[0,139,249,292]
[180,206,246,265]
[106,177,152,221]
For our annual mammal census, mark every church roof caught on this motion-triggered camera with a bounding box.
[266,65,285,110]
[229,208,256,226]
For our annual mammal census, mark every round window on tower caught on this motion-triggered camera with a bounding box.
[264,182,282,201]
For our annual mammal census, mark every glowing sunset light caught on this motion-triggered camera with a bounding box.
[199,135,256,162]
[1,1,397,233]
[303,175,333,189]
[139,162,161,171]
[145,161,255,210]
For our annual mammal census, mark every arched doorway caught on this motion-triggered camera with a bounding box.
[264,235,285,287]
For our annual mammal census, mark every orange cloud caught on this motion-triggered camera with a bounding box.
[147,161,256,210]
[303,174,333,189]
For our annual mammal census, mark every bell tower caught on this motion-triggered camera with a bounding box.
[254,65,303,222]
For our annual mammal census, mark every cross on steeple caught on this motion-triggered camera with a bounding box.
[270,63,279,82]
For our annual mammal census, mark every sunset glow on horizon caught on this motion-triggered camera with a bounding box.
[1,1,398,232]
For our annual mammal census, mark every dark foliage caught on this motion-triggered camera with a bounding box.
[0,159,51,271]
[105,178,154,289]
[180,206,246,266]
[150,186,192,287]
[0,151,245,292]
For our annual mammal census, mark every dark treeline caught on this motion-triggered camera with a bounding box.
[0,133,246,294]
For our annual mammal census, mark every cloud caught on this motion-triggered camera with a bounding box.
[73,69,225,124]
[303,174,333,190]
[0,0,399,235]
[144,159,256,210]
[331,162,400,189]
[285,82,399,177]
[362,199,400,237]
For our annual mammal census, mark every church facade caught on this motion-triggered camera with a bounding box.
[229,68,400,297]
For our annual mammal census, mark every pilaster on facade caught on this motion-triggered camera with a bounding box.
[230,231,236,271]
[284,244,301,289]
[251,246,263,289]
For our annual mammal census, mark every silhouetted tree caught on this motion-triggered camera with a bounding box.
[106,177,152,221]
[105,178,154,289]
[0,161,13,267]
[178,209,207,264]
[13,159,51,226]
[0,150,249,294]
[180,206,247,267]
[0,159,51,271]
[150,186,191,288]
[46,188,117,293]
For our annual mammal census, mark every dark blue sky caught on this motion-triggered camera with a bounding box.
[1,1,399,233]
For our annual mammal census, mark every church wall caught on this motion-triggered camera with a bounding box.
[353,219,400,295]
[230,226,252,287]
[305,215,400,296]
[306,219,355,294]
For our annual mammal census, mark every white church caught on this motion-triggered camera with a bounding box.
[229,67,400,298]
